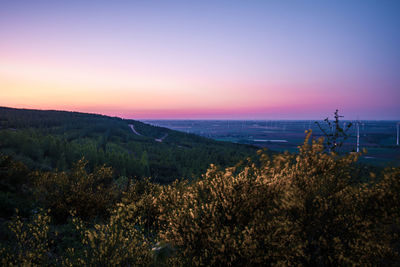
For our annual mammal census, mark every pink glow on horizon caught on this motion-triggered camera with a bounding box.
[0,56,398,120]
[0,1,399,120]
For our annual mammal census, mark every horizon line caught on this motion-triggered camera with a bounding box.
[1,106,399,122]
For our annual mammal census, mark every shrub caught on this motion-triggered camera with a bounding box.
[1,133,399,266]
[0,155,32,218]
[121,178,162,232]
[0,209,51,266]
[155,132,399,266]
[33,159,118,223]
[63,203,152,266]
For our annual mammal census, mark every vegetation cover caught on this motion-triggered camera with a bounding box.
[0,107,399,266]
[0,107,256,183]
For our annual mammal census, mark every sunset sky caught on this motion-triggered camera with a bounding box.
[0,0,399,119]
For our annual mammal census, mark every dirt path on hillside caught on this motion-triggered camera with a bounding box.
[128,124,142,136]
[155,133,168,142]
[128,124,168,142]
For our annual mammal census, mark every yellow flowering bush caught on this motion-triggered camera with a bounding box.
[33,158,118,222]
[63,203,152,266]
[1,209,51,266]
[1,132,399,266]
[121,178,162,231]
[155,132,400,266]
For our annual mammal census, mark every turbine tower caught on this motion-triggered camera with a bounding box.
[356,121,360,153]
[397,122,399,146]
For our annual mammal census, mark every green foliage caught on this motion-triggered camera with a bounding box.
[63,205,152,266]
[0,155,30,192]
[0,107,257,183]
[33,159,118,223]
[0,124,399,266]
[154,132,399,266]
[1,209,51,266]
[0,155,32,218]
[121,178,161,231]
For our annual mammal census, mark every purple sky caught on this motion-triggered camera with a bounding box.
[0,0,399,119]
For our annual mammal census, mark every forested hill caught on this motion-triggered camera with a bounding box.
[0,106,257,183]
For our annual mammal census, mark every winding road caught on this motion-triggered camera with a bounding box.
[128,124,142,136]
[128,124,168,142]
[155,133,168,142]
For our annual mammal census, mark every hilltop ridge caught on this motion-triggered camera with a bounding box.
[0,106,257,183]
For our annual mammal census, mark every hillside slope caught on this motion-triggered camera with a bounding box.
[0,107,257,183]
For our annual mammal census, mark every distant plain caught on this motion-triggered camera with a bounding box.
[145,120,400,166]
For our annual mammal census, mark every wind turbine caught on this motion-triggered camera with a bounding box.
[397,122,399,146]
[355,120,360,153]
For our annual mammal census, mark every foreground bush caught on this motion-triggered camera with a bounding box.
[0,209,51,266]
[32,159,118,222]
[0,155,32,218]
[121,178,162,232]
[155,133,400,266]
[1,132,399,266]
[63,203,152,266]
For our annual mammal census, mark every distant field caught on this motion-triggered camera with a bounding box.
[144,120,400,167]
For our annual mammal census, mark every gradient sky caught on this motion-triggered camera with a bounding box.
[0,0,399,119]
